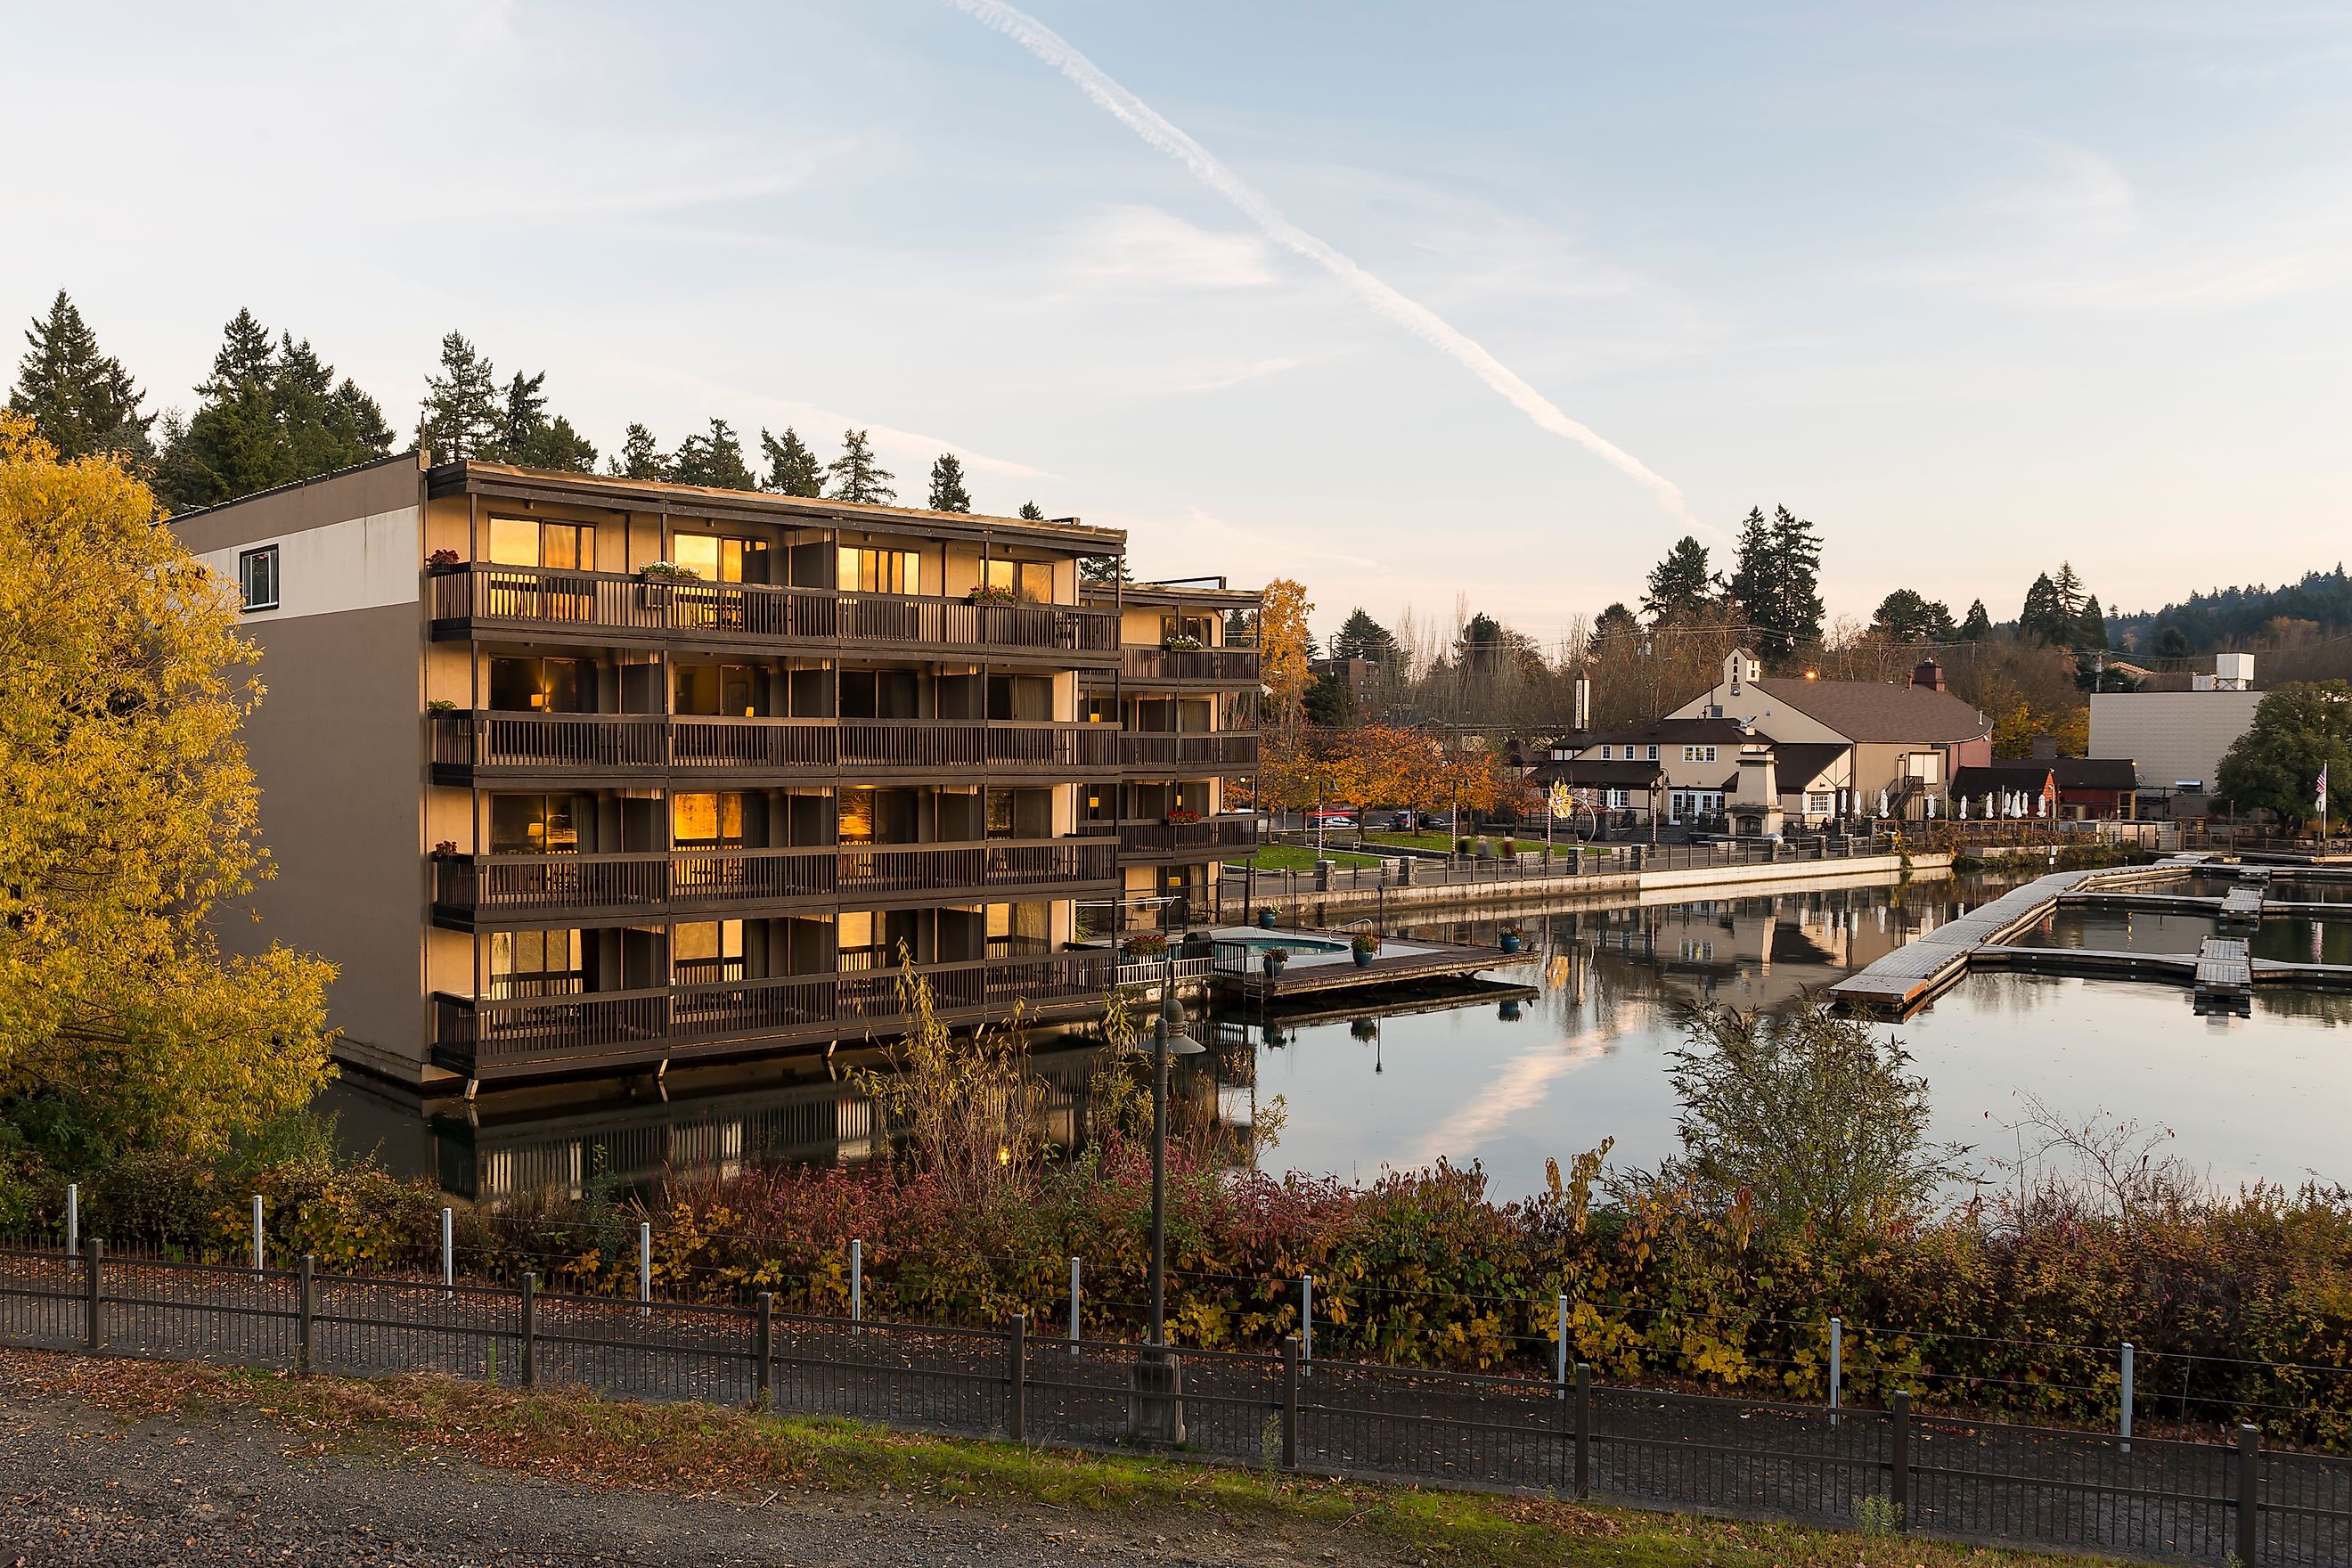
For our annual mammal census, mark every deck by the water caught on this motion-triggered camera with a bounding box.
[1207,929,1523,1002]
[1833,856,2352,1015]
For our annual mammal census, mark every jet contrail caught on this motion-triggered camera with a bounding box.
[947,0,1691,521]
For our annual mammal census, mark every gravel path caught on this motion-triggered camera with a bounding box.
[0,1379,1376,1568]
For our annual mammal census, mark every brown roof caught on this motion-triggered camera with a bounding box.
[1770,742,1850,788]
[1752,678,1989,744]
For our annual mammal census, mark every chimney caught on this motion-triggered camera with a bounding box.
[1911,659,1946,693]
[2031,733,2057,761]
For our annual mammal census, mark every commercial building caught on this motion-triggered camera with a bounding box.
[2090,655,2262,797]
[173,453,1259,1090]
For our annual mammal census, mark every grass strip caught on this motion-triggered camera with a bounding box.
[2,1349,2105,1568]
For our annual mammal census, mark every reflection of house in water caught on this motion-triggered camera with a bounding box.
[1550,886,1950,1012]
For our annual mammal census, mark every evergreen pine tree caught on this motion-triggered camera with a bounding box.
[9,290,152,461]
[1080,554,1132,584]
[1959,600,1993,640]
[1641,535,1717,624]
[1594,601,1642,643]
[1725,507,1776,647]
[1329,608,1400,663]
[1017,501,1044,520]
[825,428,895,504]
[607,423,669,480]
[927,452,972,512]
[758,427,824,496]
[2075,593,2110,652]
[157,310,392,509]
[2019,572,2069,644]
[1767,505,1825,653]
[670,418,755,489]
[416,332,501,461]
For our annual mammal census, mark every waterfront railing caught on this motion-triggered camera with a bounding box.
[1,1241,2343,1565]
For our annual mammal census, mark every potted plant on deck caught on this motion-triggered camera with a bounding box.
[1122,932,1170,961]
[1164,806,1201,825]
[968,583,1018,606]
[1256,907,1278,930]
[1351,931,1380,968]
[1262,946,1291,978]
[425,547,463,574]
[1161,632,1204,651]
[1499,922,1528,955]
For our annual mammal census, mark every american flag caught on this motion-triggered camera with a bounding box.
[2323,764,2332,813]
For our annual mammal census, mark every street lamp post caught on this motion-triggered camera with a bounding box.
[1131,943,1204,1443]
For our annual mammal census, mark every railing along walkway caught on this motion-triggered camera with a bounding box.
[0,1245,2341,1565]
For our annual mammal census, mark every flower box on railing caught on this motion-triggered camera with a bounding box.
[968,584,1019,606]
[1164,808,1201,825]
[638,561,701,584]
[1161,633,1204,650]
[1123,933,1171,960]
[425,548,464,574]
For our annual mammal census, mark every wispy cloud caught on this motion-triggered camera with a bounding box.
[1172,355,1305,393]
[945,0,1694,523]
[1059,204,1278,290]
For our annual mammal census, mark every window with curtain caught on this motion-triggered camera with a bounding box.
[672,792,747,847]
[983,559,1054,603]
[488,928,583,998]
[487,518,594,571]
[838,546,919,594]
[671,534,763,584]
[489,794,591,853]
[672,919,745,984]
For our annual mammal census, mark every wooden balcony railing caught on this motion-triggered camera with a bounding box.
[432,837,1116,919]
[1119,646,1260,684]
[428,563,1118,658]
[430,951,1116,1078]
[429,712,1118,776]
[1115,817,1261,856]
[1117,731,1261,771]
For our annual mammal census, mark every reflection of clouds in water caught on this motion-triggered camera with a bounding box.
[1399,1026,1613,1171]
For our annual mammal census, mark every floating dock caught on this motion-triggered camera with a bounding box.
[1205,927,1523,1003]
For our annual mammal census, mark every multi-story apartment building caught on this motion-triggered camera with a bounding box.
[1082,578,1263,922]
[172,453,1260,1091]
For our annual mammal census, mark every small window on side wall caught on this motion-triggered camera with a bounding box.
[238,545,279,611]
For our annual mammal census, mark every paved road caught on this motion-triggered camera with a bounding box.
[0,1377,1367,1568]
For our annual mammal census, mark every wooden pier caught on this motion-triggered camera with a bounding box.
[2194,936,2253,994]
[1209,932,1522,1003]
[2218,886,2265,925]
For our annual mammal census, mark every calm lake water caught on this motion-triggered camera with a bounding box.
[324,870,2352,1205]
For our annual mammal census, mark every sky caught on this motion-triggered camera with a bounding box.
[5,1,2350,647]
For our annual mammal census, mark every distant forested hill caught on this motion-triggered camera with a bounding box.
[2113,567,2352,653]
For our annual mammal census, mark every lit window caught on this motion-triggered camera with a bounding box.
[1682,745,1718,764]
[238,545,279,611]
[838,546,920,594]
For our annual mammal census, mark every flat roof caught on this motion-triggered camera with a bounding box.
[1085,580,1263,609]
[429,459,1130,553]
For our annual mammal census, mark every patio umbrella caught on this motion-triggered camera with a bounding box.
[1878,788,1890,819]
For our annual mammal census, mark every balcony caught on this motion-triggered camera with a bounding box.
[1115,816,1260,859]
[429,837,1116,925]
[1117,645,1260,686]
[427,563,1118,663]
[1117,731,1261,773]
[430,951,1117,1081]
[429,711,1121,781]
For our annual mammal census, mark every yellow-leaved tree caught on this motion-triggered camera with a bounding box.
[1257,577,1314,727]
[0,413,336,1162]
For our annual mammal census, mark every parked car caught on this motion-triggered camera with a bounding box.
[1306,808,1357,829]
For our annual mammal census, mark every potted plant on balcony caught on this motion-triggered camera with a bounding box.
[425,547,463,574]
[1350,931,1380,968]
[1262,945,1290,977]
[968,583,1018,606]
[1498,922,1528,955]
[1164,806,1201,825]
[1122,932,1170,960]
[1256,907,1278,930]
[425,698,457,714]
[1161,632,1204,651]
[430,840,460,858]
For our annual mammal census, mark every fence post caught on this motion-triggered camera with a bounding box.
[83,1237,102,1353]
[1280,1335,1300,1471]
[1301,1273,1313,1375]
[2237,1424,2260,1568]
[1891,1390,1911,1531]
[1573,1362,1591,1499]
[850,1237,863,1334]
[2119,1341,2134,1451]
[441,1207,454,1301]
[639,1221,652,1317]
[755,1291,774,1411]
[250,1194,265,1272]
[1555,1294,1569,1393]
[1068,1255,1082,1355]
[519,1272,537,1388]
[1829,1315,1842,1422]
[1008,1312,1028,1445]
[64,1183,78,1256]
[297,1254,315,1376]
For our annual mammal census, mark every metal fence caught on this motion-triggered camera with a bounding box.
[2,1243,2345,1564]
